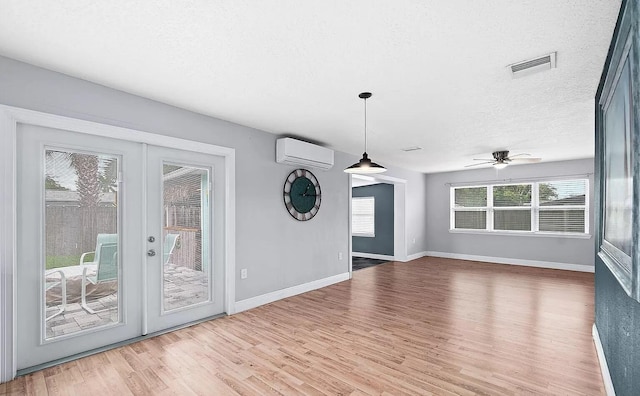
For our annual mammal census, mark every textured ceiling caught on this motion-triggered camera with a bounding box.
[0,1,621,173]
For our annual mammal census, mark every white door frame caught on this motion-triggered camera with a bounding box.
[348,173,408,278]
[0,105,236,382]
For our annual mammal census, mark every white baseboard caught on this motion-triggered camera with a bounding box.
[424,251,594,273]
[352,251,428,263]
[406,251,428,261]
[234,272,350,314]
[352,252,394,261]
[593,324,616,396]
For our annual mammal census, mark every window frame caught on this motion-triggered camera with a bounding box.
[450,179,590,237]
[351,196,376,238]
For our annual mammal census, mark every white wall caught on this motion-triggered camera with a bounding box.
[379,166,429,257]
[424,159,595,268]
[0,55,428,302]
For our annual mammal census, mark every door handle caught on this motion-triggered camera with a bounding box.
[147,249,156,257]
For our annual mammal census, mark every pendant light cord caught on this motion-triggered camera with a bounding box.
[364,97,367,153]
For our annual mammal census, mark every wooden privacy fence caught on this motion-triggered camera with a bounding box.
[163,227,201,271]
[45,206,203,272]
[45,205,117,257]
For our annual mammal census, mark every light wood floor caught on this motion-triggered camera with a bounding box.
[1,257,604,395]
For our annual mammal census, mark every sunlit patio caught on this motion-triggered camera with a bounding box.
[45,263,208,339]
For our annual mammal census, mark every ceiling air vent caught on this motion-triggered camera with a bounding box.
[401,146,422,152]
[509,52,556,78]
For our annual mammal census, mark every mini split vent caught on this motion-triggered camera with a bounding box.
[509,52,557,78]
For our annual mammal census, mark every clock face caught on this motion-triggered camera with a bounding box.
[283,169,321,221]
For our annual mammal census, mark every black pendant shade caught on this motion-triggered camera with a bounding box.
[344,152,387,174]
[344,92,387,174]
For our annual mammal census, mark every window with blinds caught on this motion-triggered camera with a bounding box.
[538,179,587,233]
[453,187,487,229]
[451,179,588,235]
[352,197,375,237]
[493,184,532,231]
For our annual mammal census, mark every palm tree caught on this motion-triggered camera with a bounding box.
[46,151,105,253]
[70,153,101,208]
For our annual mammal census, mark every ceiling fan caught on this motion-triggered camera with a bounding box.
[465,150,542,169]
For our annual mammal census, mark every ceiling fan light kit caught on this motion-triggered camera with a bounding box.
[344,92,387,174]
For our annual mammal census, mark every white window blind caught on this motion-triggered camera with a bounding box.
[352,197,375,237]
[538,179,587,233]
[451,179,588,235]
[493,184,532,231]
[453,187,487,229]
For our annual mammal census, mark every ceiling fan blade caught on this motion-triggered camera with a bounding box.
[472,158,495,161]
[510,157,542,163]
[508,153,532,158]
[464,161,494,167]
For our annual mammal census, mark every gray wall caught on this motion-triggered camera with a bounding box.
[424,159,595,267]
[0,55,428,302]
[352,183,394,256]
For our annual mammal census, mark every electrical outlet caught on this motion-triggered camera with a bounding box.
[240,269,248,279]
[339,252,343,260]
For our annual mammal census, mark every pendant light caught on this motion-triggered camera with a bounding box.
[344,92,387,174]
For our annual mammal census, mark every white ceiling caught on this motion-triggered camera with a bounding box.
[0,1,621,173]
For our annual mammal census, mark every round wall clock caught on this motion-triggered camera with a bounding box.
[283,169,321,221]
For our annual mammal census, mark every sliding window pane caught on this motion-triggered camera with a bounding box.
[454,187,486,207]
[539,210,585,233]
[494,210,531,231]
[493,184,531,207]
[539,180,586,206]
[454,211,486,229]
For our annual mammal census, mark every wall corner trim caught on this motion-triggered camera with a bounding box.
[233,272,350,314]
[424,251,594,273]
[405,251,429,262]
[593,323,616,396]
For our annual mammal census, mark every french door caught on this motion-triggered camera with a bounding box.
[16,124,225,370]
[145,145,225,333]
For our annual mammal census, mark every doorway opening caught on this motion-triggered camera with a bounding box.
[348,174,407,277]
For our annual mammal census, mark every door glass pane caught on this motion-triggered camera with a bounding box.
[162,163,210,311]
[44,150,119,339]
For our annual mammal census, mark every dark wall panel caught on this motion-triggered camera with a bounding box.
[352,184,394,256]
[595,259,640,395]
[594,1,640,395]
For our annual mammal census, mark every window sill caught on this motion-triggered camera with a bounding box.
[448,229,592,239]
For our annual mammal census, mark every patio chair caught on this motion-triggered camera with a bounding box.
[45,269,67,321]
[81,242,118,314]
[164,233,180,265]
[79,233,118,266]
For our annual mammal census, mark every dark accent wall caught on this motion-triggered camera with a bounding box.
[595,259,640,395]
[594,1,640,395]
[352,183,394,256]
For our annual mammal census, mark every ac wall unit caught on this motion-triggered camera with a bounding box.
[276,138,334,170]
